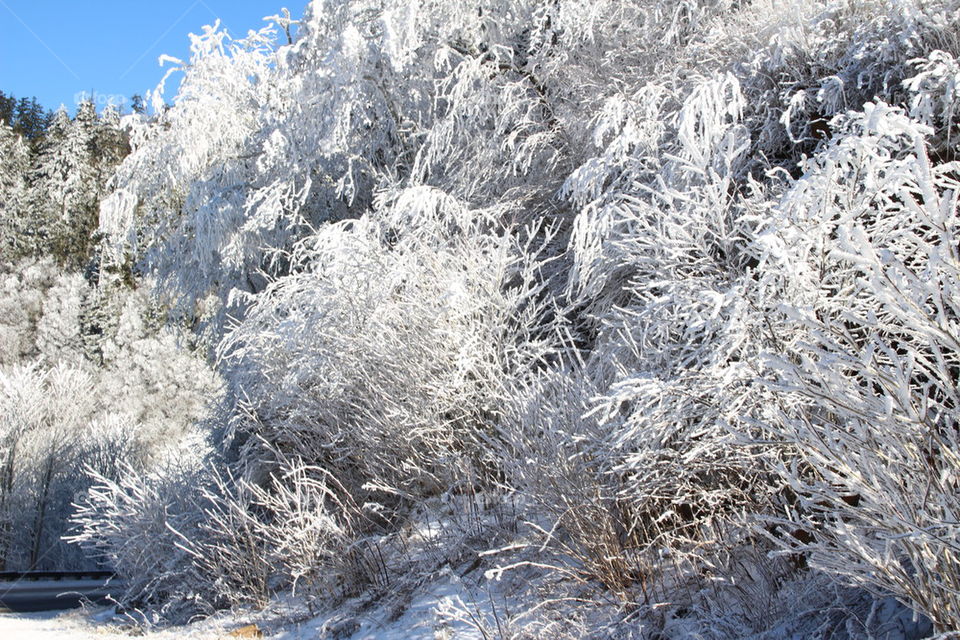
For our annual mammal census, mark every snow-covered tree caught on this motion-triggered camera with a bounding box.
[0,364,107,569]
[0,259,66,367]
[0,123,32,256]
[20,101,128,269]
[29,108,83,255]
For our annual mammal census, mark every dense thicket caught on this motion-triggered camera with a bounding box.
[26,0,960,636]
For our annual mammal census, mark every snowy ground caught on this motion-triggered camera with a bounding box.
[0,541,940,640]
[0,610,84,640]
[0,562,548,640]
[0,608,242,639]
[0,575,938,640]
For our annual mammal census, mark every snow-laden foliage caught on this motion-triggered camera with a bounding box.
[0,259,81,367]
[69,449,213,620]
[0,258,219,438]
[761,85,960,631]
[2,102,130,268]
[78,0,960,633]
[102,0,750,334]
[0,123,31,256]
[70,452,369,618]
[219,192,558,512]
[0,364,138,570]
[0,257,219,571]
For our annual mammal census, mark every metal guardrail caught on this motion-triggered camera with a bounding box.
[0,571,122,612]
[0,571,115,582]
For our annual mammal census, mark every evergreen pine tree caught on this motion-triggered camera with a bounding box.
[27,103,100,267]
[0,123,32,256]
[14,97,50,141]
[0,91,16,127]
[28,107,74,259]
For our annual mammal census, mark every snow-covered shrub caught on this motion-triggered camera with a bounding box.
[543,68,787,600]
[761,98,960,631]
[172,467,275,609]
[219,190,559,519]
[72,448,377,618]
[70,450,216,621]
[100,23,290,324]
[491,371,650,597]
[715,0,960,176]
[239,459,367,599]
[0,354,212,573]
[76,188,558,617]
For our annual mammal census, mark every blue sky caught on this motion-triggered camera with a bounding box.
[0,0,297,114]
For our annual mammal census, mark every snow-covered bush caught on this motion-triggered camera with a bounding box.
[102,3,435,330]
[240,460,363,598]
[491,371,650,597]
[219,190,558,518]
[72,449,374,618]
[70,450,215,620]
[761,96,960,632]
[76,188,558,616]
[532,67,784,602]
